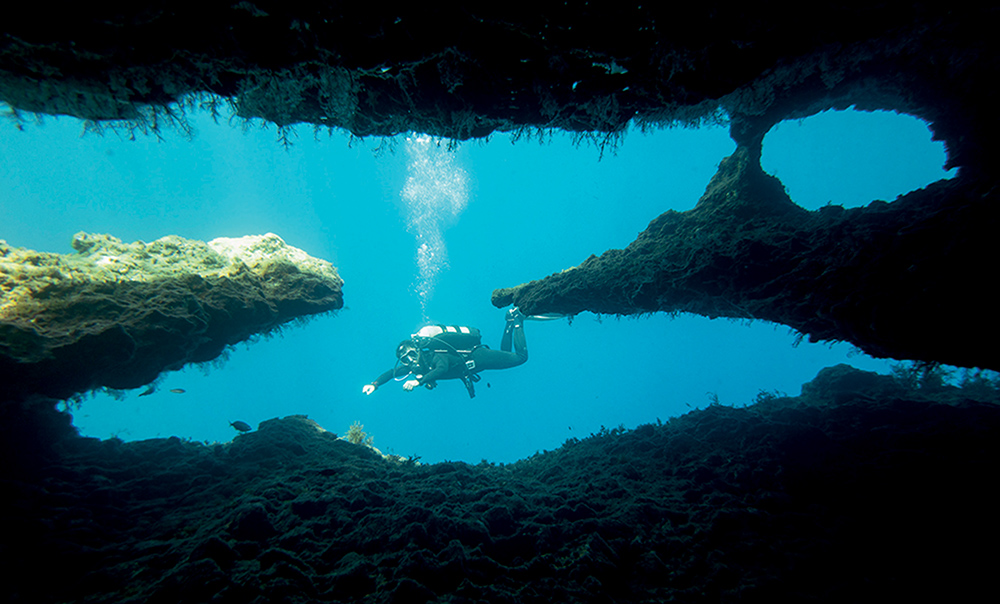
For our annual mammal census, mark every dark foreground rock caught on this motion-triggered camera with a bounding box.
[1,5,995,177]
[3,365,997,603]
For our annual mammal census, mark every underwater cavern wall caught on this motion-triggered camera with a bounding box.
[4,367,1000,603]
[492,143,999,371]
[2,3,997,370]
[3,3,1000,603]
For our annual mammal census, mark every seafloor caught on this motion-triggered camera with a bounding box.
[3,364,997,603]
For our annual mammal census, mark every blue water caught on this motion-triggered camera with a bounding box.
[0,106,954,462]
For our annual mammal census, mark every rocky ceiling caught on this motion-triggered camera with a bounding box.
[2,4,997,370]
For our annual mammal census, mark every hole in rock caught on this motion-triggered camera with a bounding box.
[761,108,956,210]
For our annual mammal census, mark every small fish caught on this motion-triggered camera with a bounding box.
[138,386,155,397]
[169,388,186,394]
[230,421,252,433]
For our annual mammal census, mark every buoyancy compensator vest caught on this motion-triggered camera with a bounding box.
[411,325,483,398]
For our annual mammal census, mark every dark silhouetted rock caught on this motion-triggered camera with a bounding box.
[494,146,1000,370]
[4,383,999,603]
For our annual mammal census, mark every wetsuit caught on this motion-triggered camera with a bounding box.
[371,321,528,390]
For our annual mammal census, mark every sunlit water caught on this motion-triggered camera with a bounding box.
[401,134,471,321]
[0,106,955,462]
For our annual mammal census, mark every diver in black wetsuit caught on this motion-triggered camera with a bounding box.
[363,308,532,398]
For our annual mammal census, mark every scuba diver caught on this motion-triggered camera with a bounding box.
[362,308,560,398]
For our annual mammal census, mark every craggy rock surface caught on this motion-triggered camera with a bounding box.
[4,5,997,370]
[494,147,1000,371]
[0,5,994,173]
[3,366,998,603]
[0,232,342,405]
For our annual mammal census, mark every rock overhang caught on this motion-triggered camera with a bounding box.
[0,232,343,405]
[2,5,994,170]
[2,4,996,368]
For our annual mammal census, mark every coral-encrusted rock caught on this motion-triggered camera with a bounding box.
[0,232,343,404]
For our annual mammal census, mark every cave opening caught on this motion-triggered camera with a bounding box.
[760,108,956,210]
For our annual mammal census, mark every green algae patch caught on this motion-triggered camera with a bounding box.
[0,232,343,404]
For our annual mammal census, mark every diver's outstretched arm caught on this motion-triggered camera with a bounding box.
[363,366,405,395]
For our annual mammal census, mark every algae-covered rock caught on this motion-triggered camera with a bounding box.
[493,147,1000,372]
[0,232,343,404]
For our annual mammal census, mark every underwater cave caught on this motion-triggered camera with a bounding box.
[2,4,998,603]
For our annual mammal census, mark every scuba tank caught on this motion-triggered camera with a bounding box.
[412,325,482,352]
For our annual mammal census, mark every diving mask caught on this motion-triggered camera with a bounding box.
[400,348,419,366]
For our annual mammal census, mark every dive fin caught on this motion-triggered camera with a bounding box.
[524,313,568,321]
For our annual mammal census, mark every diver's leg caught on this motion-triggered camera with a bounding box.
[509,322,527,362]
[474,323,528,371]
[501,321,514,351]
[501,307,525,352]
